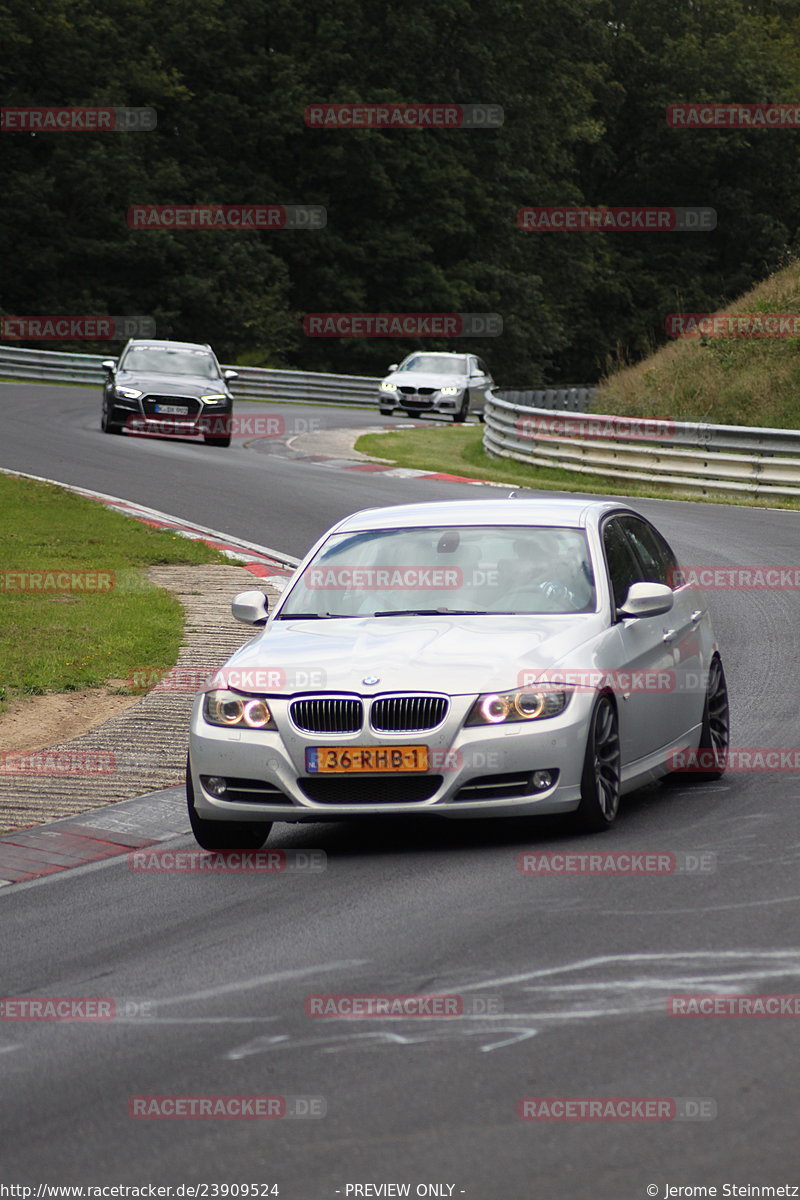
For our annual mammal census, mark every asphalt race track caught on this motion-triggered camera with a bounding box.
[2,382,800,1197]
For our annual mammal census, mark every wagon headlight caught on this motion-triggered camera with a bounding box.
[203,690,276,729]
[380,380,399,391]
[439,386,462,395]
[466,686,571,726]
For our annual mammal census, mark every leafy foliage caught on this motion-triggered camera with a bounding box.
[2,0,800,384]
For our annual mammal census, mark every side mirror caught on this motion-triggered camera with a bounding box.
[101,359,116,372]
[388,363,398,372]
[223,369,238,381]
[617,581,674,619]
[231,590,269,625]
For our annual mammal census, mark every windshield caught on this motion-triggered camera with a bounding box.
[278,525,596,618]
[397,354,468,375]
[121,347,220,379]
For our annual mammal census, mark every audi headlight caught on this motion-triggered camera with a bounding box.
[380,380,399,391]
[466,686,571,726]
[115,387,143,399]
[439,386,462,395]
[201,393,227,403]
[203,690,276,729]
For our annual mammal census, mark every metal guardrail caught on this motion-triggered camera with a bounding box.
[0,345,381,406]
[0,345,599,413]
[483,394,800,498]
[497,387,595,411]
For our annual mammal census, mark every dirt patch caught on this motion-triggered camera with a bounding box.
[0,689,141,756]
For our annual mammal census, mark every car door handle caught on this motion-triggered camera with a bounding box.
[690,609,703,625]
[662,628,676,643]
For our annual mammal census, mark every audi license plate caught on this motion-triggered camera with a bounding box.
[154,404,189,415]
[305,745,428,773]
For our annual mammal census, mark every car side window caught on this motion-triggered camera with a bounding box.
[602,519,645,610]
[618,516,680,588]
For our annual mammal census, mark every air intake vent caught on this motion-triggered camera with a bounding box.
[299,776,443,804]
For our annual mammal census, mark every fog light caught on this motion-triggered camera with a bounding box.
[532,770,554,791]
[205,776,228,798]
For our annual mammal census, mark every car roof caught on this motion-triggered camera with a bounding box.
[332,498,633,532]
[124,339,213,352]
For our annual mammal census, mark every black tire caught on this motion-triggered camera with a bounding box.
[186,757,271,850]
[453,390,470,423]
[574,694,621,832]
[203,413,232,447]
[101,396,123,435]
[671,655,729,782]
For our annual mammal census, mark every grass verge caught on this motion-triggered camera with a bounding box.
[595,259,800,428]
[355,424,800,511]
[0,473,227,710]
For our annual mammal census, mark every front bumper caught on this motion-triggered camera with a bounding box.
[111,395,231,436]
[188,690,595,822]
[378,390,464,416]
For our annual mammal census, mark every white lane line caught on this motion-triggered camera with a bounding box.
[152,960,369,1008]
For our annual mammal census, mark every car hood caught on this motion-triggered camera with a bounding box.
[384,372,467,390]
[218,613,606,695]
[115,371,227,398]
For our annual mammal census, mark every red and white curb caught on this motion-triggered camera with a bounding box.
[0,468,300,588]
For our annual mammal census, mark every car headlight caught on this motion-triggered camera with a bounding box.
[466,686,571,726]
[380,381,399,391]
[115,387,143,399]
[439,386,462,395]
[203,690,276,729]
[201,393,227,402]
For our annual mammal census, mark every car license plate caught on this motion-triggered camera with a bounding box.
[305,745,428,773]
[154,404,189,415]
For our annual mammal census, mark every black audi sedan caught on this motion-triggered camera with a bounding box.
[100,339,238,447]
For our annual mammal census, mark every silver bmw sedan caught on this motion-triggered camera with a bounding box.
[187,498,729,848]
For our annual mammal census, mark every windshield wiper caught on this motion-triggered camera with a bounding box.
[372,608,495,617]
[276,612,360,620]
